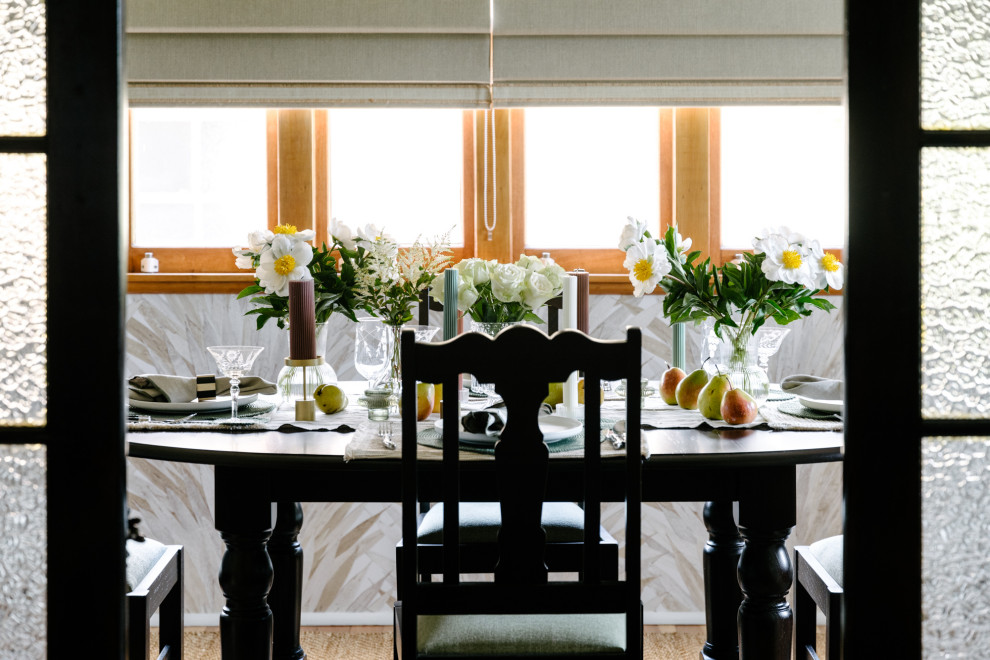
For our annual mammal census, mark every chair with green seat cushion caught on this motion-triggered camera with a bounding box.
[395,324,643,660]
[794,535,843,660]
[398,501,620,584]
[127,537,184,660]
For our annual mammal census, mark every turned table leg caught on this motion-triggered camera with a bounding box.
[701,500,743,660]
[270,501,306,660]
[216,466,275,660]
[737,466,796,660]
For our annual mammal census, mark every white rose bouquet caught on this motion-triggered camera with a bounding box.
[432,254,566,323]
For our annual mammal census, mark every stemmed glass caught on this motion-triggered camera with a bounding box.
[756,326,791,373]
[354,318,392,389]
[206,345,265,424]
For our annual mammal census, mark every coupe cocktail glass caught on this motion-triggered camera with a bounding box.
[206,345,265,424]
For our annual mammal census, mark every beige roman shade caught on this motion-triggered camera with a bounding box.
[125,0,492,107]
[492,0,845,106]
[126,0,844,107]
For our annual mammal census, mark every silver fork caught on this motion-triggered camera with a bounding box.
[378,421,396,449]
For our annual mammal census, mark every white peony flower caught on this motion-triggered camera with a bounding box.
[521,271,556,309]
[672,226,692,263]
[232,248,255,270]
[759,234,815,287]
[490,263,527,303]
[618,216,649,251]
[272,224,315,244]
[246,229,274,253]
[356,223,395,245]
[753,226,806,254]
[808,240,844,290]
[622,238,669,297]
[330,217,356,250]
[256,234,314,297]
[541,263,566,291]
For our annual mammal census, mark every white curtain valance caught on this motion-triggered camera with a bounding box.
[125,0,844,108]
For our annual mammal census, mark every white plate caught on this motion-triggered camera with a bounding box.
[128,394,259,413]
[797,396,843,414]
[434,415,582,447]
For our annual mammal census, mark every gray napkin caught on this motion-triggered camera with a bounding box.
[128,374,277,403]
[780,374,843,400]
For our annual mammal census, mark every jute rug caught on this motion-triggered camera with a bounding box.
[151,626,826,659]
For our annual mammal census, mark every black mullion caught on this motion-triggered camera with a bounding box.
[0,429,48,445]
[921,419,990,437]
[921,130,990,147]
[0,136,47,152]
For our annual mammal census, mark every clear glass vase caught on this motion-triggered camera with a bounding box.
[382,323,441,394]
[277,322,338,405]
[705,324,771,405]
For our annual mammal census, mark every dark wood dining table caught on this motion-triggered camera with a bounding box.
[127,422,842,660]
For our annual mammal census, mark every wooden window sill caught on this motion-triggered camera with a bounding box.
[127,273,255,294]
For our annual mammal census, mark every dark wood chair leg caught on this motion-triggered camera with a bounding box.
[158,546,184,659]
[127,595,151,660]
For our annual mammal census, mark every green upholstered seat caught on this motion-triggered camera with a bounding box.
[417,613,627,655]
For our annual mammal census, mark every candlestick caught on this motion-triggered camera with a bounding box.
[288,279,317,360]
[560,274,579,418]
[443,268,458,340]
[672,322,686,371]
[570,269,590,334]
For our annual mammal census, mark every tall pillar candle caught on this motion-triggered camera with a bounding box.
[570,269,590,334]
[672,322,686,371]
[288,279,317,359]
[560,274,580,417]
[442,268,459,340]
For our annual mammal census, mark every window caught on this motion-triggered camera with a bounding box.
[720,106,846,252]
[126,106,843,295]
[522,107,659,249]
[328,109,466,247]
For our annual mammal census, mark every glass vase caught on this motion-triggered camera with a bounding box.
[277,322,338,405]
[383,323,441,394]
[706,324,771,405]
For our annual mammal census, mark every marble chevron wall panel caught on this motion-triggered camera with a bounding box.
[125,293,844,621]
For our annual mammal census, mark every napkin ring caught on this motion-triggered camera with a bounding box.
[196,374,217,401]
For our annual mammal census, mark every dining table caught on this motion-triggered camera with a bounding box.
[126,380,843,660]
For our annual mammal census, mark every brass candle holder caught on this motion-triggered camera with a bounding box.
[284,356,323,421]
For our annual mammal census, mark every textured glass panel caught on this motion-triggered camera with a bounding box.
[920,148,990,419]
[923,437,990,657]
[0,444,47,658]
[0,154,47,426]
[922,0,990,129]
[0,0,46,136]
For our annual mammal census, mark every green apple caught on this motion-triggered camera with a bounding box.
[416,382,436,421]
[313,384,347,414]
[675,368,709,410]
[720,387,758,425]
[544,382,564,406]
[698,374,732,420]
[659,366,686,405]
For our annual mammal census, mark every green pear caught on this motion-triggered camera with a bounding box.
[698,374,732,420]
[675,368,709,410]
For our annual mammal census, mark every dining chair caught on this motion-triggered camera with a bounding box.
[794,535,843,660]
[407,291,614,583]
[395,324,643,659]
[127,535,184,660]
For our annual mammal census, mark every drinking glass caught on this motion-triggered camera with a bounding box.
[206,345,265,424]
[756,326,791,373]
[354,318,391,388]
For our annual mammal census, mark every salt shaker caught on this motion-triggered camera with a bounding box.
[140,252,159,273]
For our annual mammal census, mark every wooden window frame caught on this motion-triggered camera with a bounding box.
[127,109,476,294]
[127,106,841,296]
